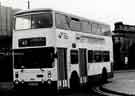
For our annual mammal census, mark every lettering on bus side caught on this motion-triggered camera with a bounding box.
[58,32,69,39]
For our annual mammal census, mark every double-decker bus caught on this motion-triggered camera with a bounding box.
[13,8,113,90]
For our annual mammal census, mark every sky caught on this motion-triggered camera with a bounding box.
[1,0,135,30]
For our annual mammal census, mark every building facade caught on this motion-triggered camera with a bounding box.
[113,22,135,70]
[0,4,19,81]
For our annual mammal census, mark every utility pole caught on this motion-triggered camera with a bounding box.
[28,0,30,9]
[0,2,2,34]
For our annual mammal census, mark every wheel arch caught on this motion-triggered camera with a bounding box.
[70,71,80,80]
[69,70,80,89]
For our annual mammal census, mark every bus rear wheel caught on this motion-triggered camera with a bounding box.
[101,68,108,83]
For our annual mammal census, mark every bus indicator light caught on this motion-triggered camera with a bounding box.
[15,72,19,78]
[48,71,52,78]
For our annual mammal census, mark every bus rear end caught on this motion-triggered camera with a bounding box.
[13,9,57,89]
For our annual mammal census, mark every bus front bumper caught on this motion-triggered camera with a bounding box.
[13,80,57,89]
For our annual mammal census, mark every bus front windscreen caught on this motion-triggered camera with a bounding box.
[14,47,55,69]
[15,12,53,30]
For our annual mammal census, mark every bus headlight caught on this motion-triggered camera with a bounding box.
[48,71,52,78]
[15,72,19,78]
[14,80,19,84]
[47,79,52,84]
[41,79,45,84]
[21,80,24,84]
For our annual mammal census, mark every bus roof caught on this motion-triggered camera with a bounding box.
[54,10,109,27]
[15,8,110,27]
[15,8,53,15]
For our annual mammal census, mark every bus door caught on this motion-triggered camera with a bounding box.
[79,48,88,84]
[57,48,68,88]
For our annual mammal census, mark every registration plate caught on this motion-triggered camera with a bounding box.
[28,83,39,86]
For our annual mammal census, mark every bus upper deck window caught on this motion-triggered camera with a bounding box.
[15,12,53,30]
[31,13,52,29]
[15,15,31,30]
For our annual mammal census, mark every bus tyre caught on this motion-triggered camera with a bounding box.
[70,72,80,92]
[101,68,107,84]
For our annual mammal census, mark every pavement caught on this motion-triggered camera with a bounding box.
[1,70,135,95]
[102,70,135,95]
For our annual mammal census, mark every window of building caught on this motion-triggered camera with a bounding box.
[70,50,78,64]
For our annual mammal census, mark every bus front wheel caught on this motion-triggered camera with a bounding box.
[70,72,80,92]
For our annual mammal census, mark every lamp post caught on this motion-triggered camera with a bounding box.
[28,0,30,9]
[0,2,2,34]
